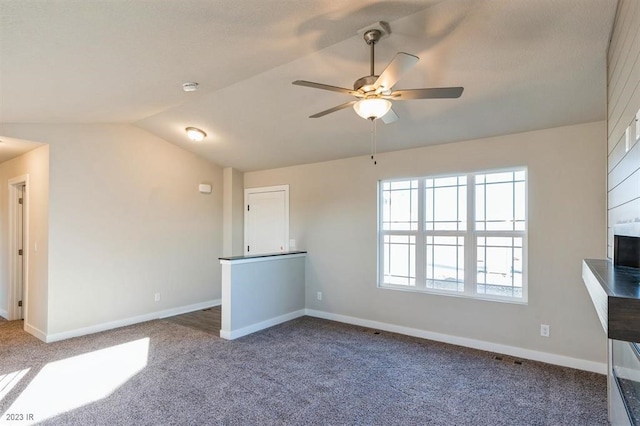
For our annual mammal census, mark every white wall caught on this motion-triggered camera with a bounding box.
[0,145,49,334]
[0,124,223,339]
[606,0,640,256]
[245,121,608,365]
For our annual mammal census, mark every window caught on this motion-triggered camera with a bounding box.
[379,169,527,303]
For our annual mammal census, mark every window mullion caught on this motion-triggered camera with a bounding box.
[416,179,426,289]
[466,174,476,296]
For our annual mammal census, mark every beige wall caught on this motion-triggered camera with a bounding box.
[0,124,223,338]
[0,145,49,334]
[245,121,608,364]
[222,167,244,256]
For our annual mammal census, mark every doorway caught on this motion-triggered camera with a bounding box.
[8,175,28,322]
[244,185,289,255]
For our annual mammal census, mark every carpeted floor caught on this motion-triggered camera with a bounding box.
[0,316,607,425]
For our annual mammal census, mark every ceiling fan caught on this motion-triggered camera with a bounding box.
[292,27,464,123]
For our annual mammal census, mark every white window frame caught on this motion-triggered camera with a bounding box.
[378,168,528,304]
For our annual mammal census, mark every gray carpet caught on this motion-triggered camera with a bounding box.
[0,316,607,425]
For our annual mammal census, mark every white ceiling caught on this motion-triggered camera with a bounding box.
[0,0,618,171]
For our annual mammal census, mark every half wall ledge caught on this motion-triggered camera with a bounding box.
[219,251,307,340]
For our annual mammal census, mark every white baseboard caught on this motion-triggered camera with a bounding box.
[36,302,606,374]
[220,309,305,340]
[24,322,47,342]
[45,299,221,343]
[0,308,8,320]
[305,309,607,374]
[157,299,221,319]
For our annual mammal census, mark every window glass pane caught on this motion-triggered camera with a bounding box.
[425,175,466,231]
[476,237,523,298]
[391,180,412,190]
[383,234,416,286]
[382,180,418,231]
[426,236,464,292]
[484,182,513,230]
[476,184,485,230]
[475,170,525,231]
[434,176,458,187]
[514,181,525,230]
[434,186,457,225]
[425,188,434,230]
[458,184,467,229]
[485,171,514,184]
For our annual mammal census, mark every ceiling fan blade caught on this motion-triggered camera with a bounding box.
[381,108,398,124]
[309,100,358,118]
[374,52,419,91]
[292,80,359,96]
[391,87,464,100]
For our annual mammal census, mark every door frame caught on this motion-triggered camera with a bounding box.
[244,185,289,255]
[8,175,29,322]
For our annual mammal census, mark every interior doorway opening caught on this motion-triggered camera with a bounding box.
[8,175,29,323]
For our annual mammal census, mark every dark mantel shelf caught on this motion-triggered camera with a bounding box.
[219,251,307,262]
[583,259,640,342]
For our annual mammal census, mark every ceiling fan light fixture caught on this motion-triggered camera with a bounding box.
[185,127,206,142]
[353,98,392,120]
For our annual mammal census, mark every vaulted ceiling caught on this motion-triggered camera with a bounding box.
[0,0,618,170]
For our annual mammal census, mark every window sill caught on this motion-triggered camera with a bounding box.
[378,283,528,305]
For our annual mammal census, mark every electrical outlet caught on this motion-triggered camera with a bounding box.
[154,292,161,302]
[317,291,322,301]
[540,324,550,337]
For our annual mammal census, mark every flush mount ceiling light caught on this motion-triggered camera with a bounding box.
[185,127,206,142]
[182,82,199,92]
[353,98,392,120]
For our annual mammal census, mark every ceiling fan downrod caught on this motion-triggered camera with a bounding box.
[354,29,383,93]
[363,29,382,76]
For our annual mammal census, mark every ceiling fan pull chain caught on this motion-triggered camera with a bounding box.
[370,118,377,165]
[370,119,374,160]
[374,119,377,165]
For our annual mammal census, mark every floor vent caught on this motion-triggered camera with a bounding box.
[493,355,523,365]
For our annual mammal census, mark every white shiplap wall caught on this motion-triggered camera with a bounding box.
[607,0,640,258]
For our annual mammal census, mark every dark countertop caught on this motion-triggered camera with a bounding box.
[219,251,307,262]
[584,259,640,299]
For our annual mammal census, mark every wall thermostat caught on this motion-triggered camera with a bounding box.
[199,183,212,194]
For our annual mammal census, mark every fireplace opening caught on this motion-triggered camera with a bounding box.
[614,234,640,268]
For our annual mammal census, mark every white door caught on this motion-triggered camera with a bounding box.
[245,186,289,255]
[16,184,25,319]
